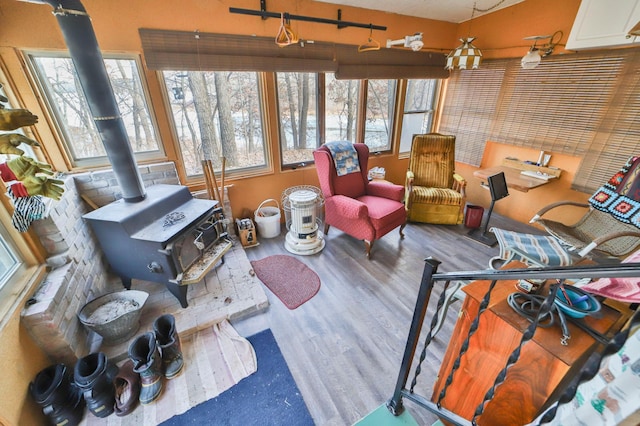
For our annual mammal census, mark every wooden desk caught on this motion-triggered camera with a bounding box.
[474,166,550,192]
[431,267,625,426]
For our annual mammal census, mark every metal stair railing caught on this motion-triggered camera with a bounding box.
[386,258,640,426]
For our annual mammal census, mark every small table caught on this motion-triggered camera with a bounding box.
[474,166,549,192]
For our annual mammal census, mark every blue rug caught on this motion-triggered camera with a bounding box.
[160,329,314,426]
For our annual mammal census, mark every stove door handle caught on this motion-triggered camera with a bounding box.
[194,231,205,250]
[147,261,163,274]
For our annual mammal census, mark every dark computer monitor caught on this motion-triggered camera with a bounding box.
[488,172,509,201]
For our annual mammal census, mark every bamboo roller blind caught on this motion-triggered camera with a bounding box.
[139,28,449,79]
[440,49,640,193]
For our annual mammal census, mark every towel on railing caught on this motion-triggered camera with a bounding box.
[325,141,361,176]
[590,155,640,228]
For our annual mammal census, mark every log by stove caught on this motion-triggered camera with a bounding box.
[83,184,232,308]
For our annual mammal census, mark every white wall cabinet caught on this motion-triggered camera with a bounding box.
[566,0,640,50]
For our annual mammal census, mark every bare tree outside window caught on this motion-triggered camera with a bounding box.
[163,70,266,177]
[30,55,161,165]
[400,79,438,153]
[276,72,318,167]
[364,79,396,152]
[325,73,359,143]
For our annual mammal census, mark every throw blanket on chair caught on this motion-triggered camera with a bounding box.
[590,156,640,228]
[325,141,361,176]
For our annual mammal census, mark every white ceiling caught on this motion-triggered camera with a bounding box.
[313,0,525,23]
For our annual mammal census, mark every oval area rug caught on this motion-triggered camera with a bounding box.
[250,254,321,309]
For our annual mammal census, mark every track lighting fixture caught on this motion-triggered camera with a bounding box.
[386,33,424,51]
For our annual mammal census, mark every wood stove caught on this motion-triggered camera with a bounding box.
[40,1,233,308]
[83,184,232,308]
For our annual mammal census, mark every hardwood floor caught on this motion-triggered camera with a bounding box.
[231,214,540,425]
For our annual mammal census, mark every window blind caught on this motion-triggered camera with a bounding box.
[439,60,506,166]
[572,51,640,192]
[441,49,640,192]
[139,29,448,79]
[491,53,624,158]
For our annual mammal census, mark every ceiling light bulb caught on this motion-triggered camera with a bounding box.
[521,49,541,69]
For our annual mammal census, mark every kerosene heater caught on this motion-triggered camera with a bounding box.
[282,186,325,255]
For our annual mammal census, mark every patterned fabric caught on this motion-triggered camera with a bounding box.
[324,141,361,177]
[405,133,464,224]
[408,134,455,188]
[7,186,46,232]
[589,156,640,228]
[580,249,640,303]
[491,227,573,267]
[410,187,462,206]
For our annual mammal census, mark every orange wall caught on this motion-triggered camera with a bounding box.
[0,1,587,424]
[459,141,588,224]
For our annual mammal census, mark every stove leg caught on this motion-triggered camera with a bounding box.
[166,283,189,308]
[121,276,132,290]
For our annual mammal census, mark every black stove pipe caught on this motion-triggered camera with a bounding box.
[39,0,146,202]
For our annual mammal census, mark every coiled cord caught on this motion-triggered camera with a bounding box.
[507,291,571,345]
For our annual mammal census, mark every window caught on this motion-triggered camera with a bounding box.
[276,72,319,168]
[399,79,439,154]
[29,53,161,167]
[0,81,39,322]
[0,222,23,295]
[162,70,267,177]
[363,79,396,152]
[325,73,359,143]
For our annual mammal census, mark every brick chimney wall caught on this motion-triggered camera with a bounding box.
[20,162,185,365]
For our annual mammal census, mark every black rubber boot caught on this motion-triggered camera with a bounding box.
[153,314,184,379]
[129,331,163,404]
[30,364,85,426]
[73,352,118,418]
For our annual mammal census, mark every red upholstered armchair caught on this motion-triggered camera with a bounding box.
[313,142,407,258]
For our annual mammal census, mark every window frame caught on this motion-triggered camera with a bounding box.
[399,78,440,156]
[275,71,321,170]
[0,78,45,326]
[160,69,272,181]
[361,79,398,154]
[26,51,164,169]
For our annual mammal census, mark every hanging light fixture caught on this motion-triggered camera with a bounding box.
[446,37,483,70]
[521,32,562,69]
[445,2,483,70]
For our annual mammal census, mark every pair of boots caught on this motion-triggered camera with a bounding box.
[29,364,85,426]
[128,314,184,405]
[30,352,118,425]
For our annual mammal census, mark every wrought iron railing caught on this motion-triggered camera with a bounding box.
[387,259,640,426]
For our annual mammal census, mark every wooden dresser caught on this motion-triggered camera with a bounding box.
[431,266,626,425]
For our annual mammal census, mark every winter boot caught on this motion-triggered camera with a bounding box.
[73,352,118,418]
[113,360,140,416]
[129,331,163,404]
[153,314,184,379]
[30,364,85,426]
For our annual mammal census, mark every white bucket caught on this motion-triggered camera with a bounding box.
[254,199,281,238]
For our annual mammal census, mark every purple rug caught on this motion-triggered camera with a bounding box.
[250,255,321,309]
